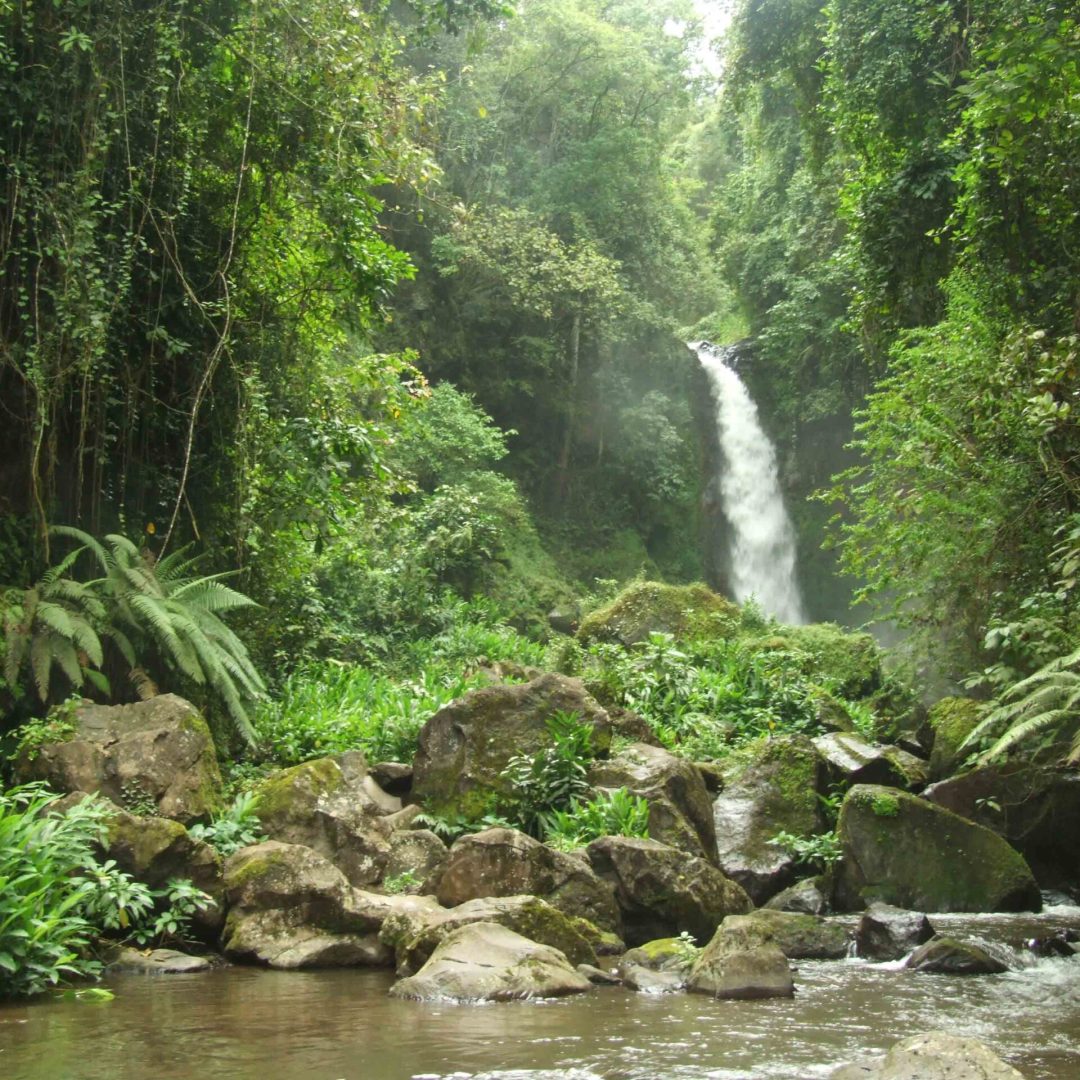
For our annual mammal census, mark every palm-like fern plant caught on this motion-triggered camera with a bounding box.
[961,642,1080,763]
[51,527,266,744]
[2,545,109,700]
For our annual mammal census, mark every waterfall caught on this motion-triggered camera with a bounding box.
[692,341,806,624]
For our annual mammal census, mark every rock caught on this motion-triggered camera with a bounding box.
[588,743,717,862]
[369,761,413,797]
[687,921,794,1000]
[718,909,850,959]
[617,937,695,992]
[694,761,725,795]
[548,605,580,636]
[15,694,222,822]
[383,829,447,895]
[253,757,393,887]
[411,673,612,819]
[577,963,622,985]
[713,735,826,903]
[837,784,1041,913]
[746,624,882,700]
[927,697,983,781]
[221,840,421,969]
[765,875,833,916]
[855,903,935,961]
[905,936,1011,975]
[925,764,1080,892]
[379,894,598,975]
[105,806,225,936]
[389,922,592,1002]
[586,836,752,946]
[813,732,926,791]
[109,947,212,974]
[576,581,739,647]
[829,1032,1028,1079]
[436,828,619,932]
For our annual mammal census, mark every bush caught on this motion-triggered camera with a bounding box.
[541,787,650,850]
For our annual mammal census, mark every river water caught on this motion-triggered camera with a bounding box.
[3,909,1079,1080]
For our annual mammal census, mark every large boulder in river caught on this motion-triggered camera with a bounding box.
[905,936,1010,975]
[686,920,795,1000]
[379,894,598,975]
[830,1032,1028,1080]
[713,734,826,903]
[836,785,1041,913]
[16,694,222,822]
[222,840,435,969]
[389,922,592,1002]
[588,743,717,861]
[586,836,752,946]
[717,909,850,960]
[925,763,1080,891]
[576,581,739,646]
[410,673,612,819]
[437,828,619,932]
[855,903,935,961]
[253,754,394,887]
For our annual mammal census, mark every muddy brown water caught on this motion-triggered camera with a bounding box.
[3,909,1080,1080]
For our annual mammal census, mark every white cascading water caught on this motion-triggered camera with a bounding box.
[692,341,806,624]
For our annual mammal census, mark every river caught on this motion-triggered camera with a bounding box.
[2,908,1079,1079]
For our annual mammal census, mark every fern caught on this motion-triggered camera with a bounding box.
[962,643,1080,763]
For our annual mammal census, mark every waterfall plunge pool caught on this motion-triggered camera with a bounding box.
[3,908,1080,1079]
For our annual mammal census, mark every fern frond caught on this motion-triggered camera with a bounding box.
[153,545,202,584]
[129,666,159,700]
[29,633,53,701]
[51,634,83,689]
[171,577,258,613]
[122,563,164,599]
[102,625,137,668]
[35,601,77,642]
[984,707,1078,760]
[83,668,111,696]
[105,533,141,561]
[39,546,86,587]
[50,526,112,571]
[127,594,188,671]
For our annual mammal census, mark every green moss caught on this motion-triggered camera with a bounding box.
[254,758,343,820]
[870,792,899,817]
[744,623,882,699]
[224,848,290,891]
[577,581,739,646]
[928,696,983,779]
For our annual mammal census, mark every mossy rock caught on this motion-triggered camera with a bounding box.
[714,734,826,903]
[928,697,983,781]
[714,909,849,960]
[411,673,612,819]
[837,784,1041,913]
[576,581,739,646]
[744,623,882,699]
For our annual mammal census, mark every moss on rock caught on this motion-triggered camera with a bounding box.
[928,697,983,780]
[577,581,739,646]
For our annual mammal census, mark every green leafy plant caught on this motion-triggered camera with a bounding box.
[672,930,702,965]
[383,870,420,894]
[9,698,81,762]
[411,809,514,842]
[769,829,844,871]
[540,787,650,850]
[188,791,266,856]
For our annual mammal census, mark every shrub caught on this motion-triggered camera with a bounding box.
[541,787,650,850]
[188,791,266,855]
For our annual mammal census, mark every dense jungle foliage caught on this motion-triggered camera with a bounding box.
[2,0,1080,997]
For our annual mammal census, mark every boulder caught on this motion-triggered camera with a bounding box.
[253,756,393,887]
[745,623,882,699]
[927,697,983,781]
[586,836,752,947]
[383,829,447,895]
[830,1032,1028,1080]
[764,875,833,916]
[379,894,598,975]
[389,922,592,1002]
[855,903,935,961]
[436,828,619,932]
[108,947,212,975]
[925,764,1080,891]
[576,581,739,647]
[105,806,225,936]
[718,909,850,960]
[617,937,696,992]
[221,840,434,969]
[813,732,927,791]
[837,785,1041,913]
[687,921,794,1000]
[588,743,717,862]
[369,761,412,798]
[905,936,1010,975]
[713,735,826,903]
[410,673,612,819]
[15,695,222,822]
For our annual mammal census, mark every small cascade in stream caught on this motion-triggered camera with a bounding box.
[692,341,806,624]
